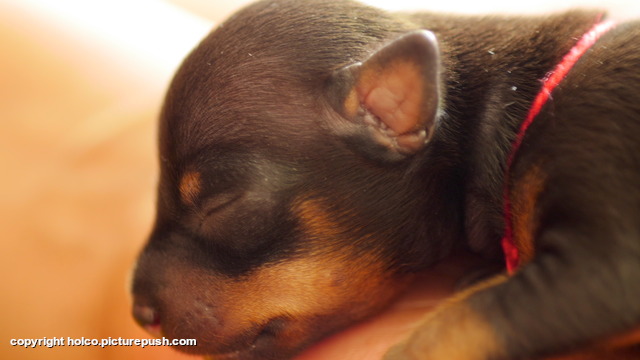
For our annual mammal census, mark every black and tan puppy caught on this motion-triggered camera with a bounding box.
[131,0,640,359]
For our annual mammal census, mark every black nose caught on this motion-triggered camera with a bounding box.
[132,303,162,336]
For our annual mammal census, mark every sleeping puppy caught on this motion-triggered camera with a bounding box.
[130,0,640,359]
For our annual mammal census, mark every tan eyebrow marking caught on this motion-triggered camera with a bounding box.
[179,171,202,205]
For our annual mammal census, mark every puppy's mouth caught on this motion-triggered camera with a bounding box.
[134,299,302,359]
[180,316,295,359]
[218,317,285,355]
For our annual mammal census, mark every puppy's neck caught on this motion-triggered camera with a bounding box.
[416,11,605,256]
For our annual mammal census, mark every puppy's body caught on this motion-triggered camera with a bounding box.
[132,1,640,359]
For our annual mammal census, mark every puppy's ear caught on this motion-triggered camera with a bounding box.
[326,30,442,162]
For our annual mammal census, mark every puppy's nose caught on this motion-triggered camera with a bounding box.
[132,303,162,337]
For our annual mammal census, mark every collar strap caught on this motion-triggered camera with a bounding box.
[502,19,616,273]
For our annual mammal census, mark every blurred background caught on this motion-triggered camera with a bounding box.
[1,0,638,359]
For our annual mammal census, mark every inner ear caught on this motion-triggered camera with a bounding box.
[326,30,442,161]
[358,58,427,135]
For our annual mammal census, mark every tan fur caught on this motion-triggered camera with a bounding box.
[387,275,507,360]
[511,165,546,266]
[179,171,202,205]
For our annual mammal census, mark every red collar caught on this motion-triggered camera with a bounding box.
[501,19,616,273]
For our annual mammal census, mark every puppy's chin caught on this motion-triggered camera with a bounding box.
[165,312,371,360]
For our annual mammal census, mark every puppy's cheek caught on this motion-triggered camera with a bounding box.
[157,251,412,356]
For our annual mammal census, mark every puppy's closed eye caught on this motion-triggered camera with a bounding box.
[201,192,243,219]
[190,190,286,251]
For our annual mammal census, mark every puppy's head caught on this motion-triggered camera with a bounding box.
[132,0,462,358]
